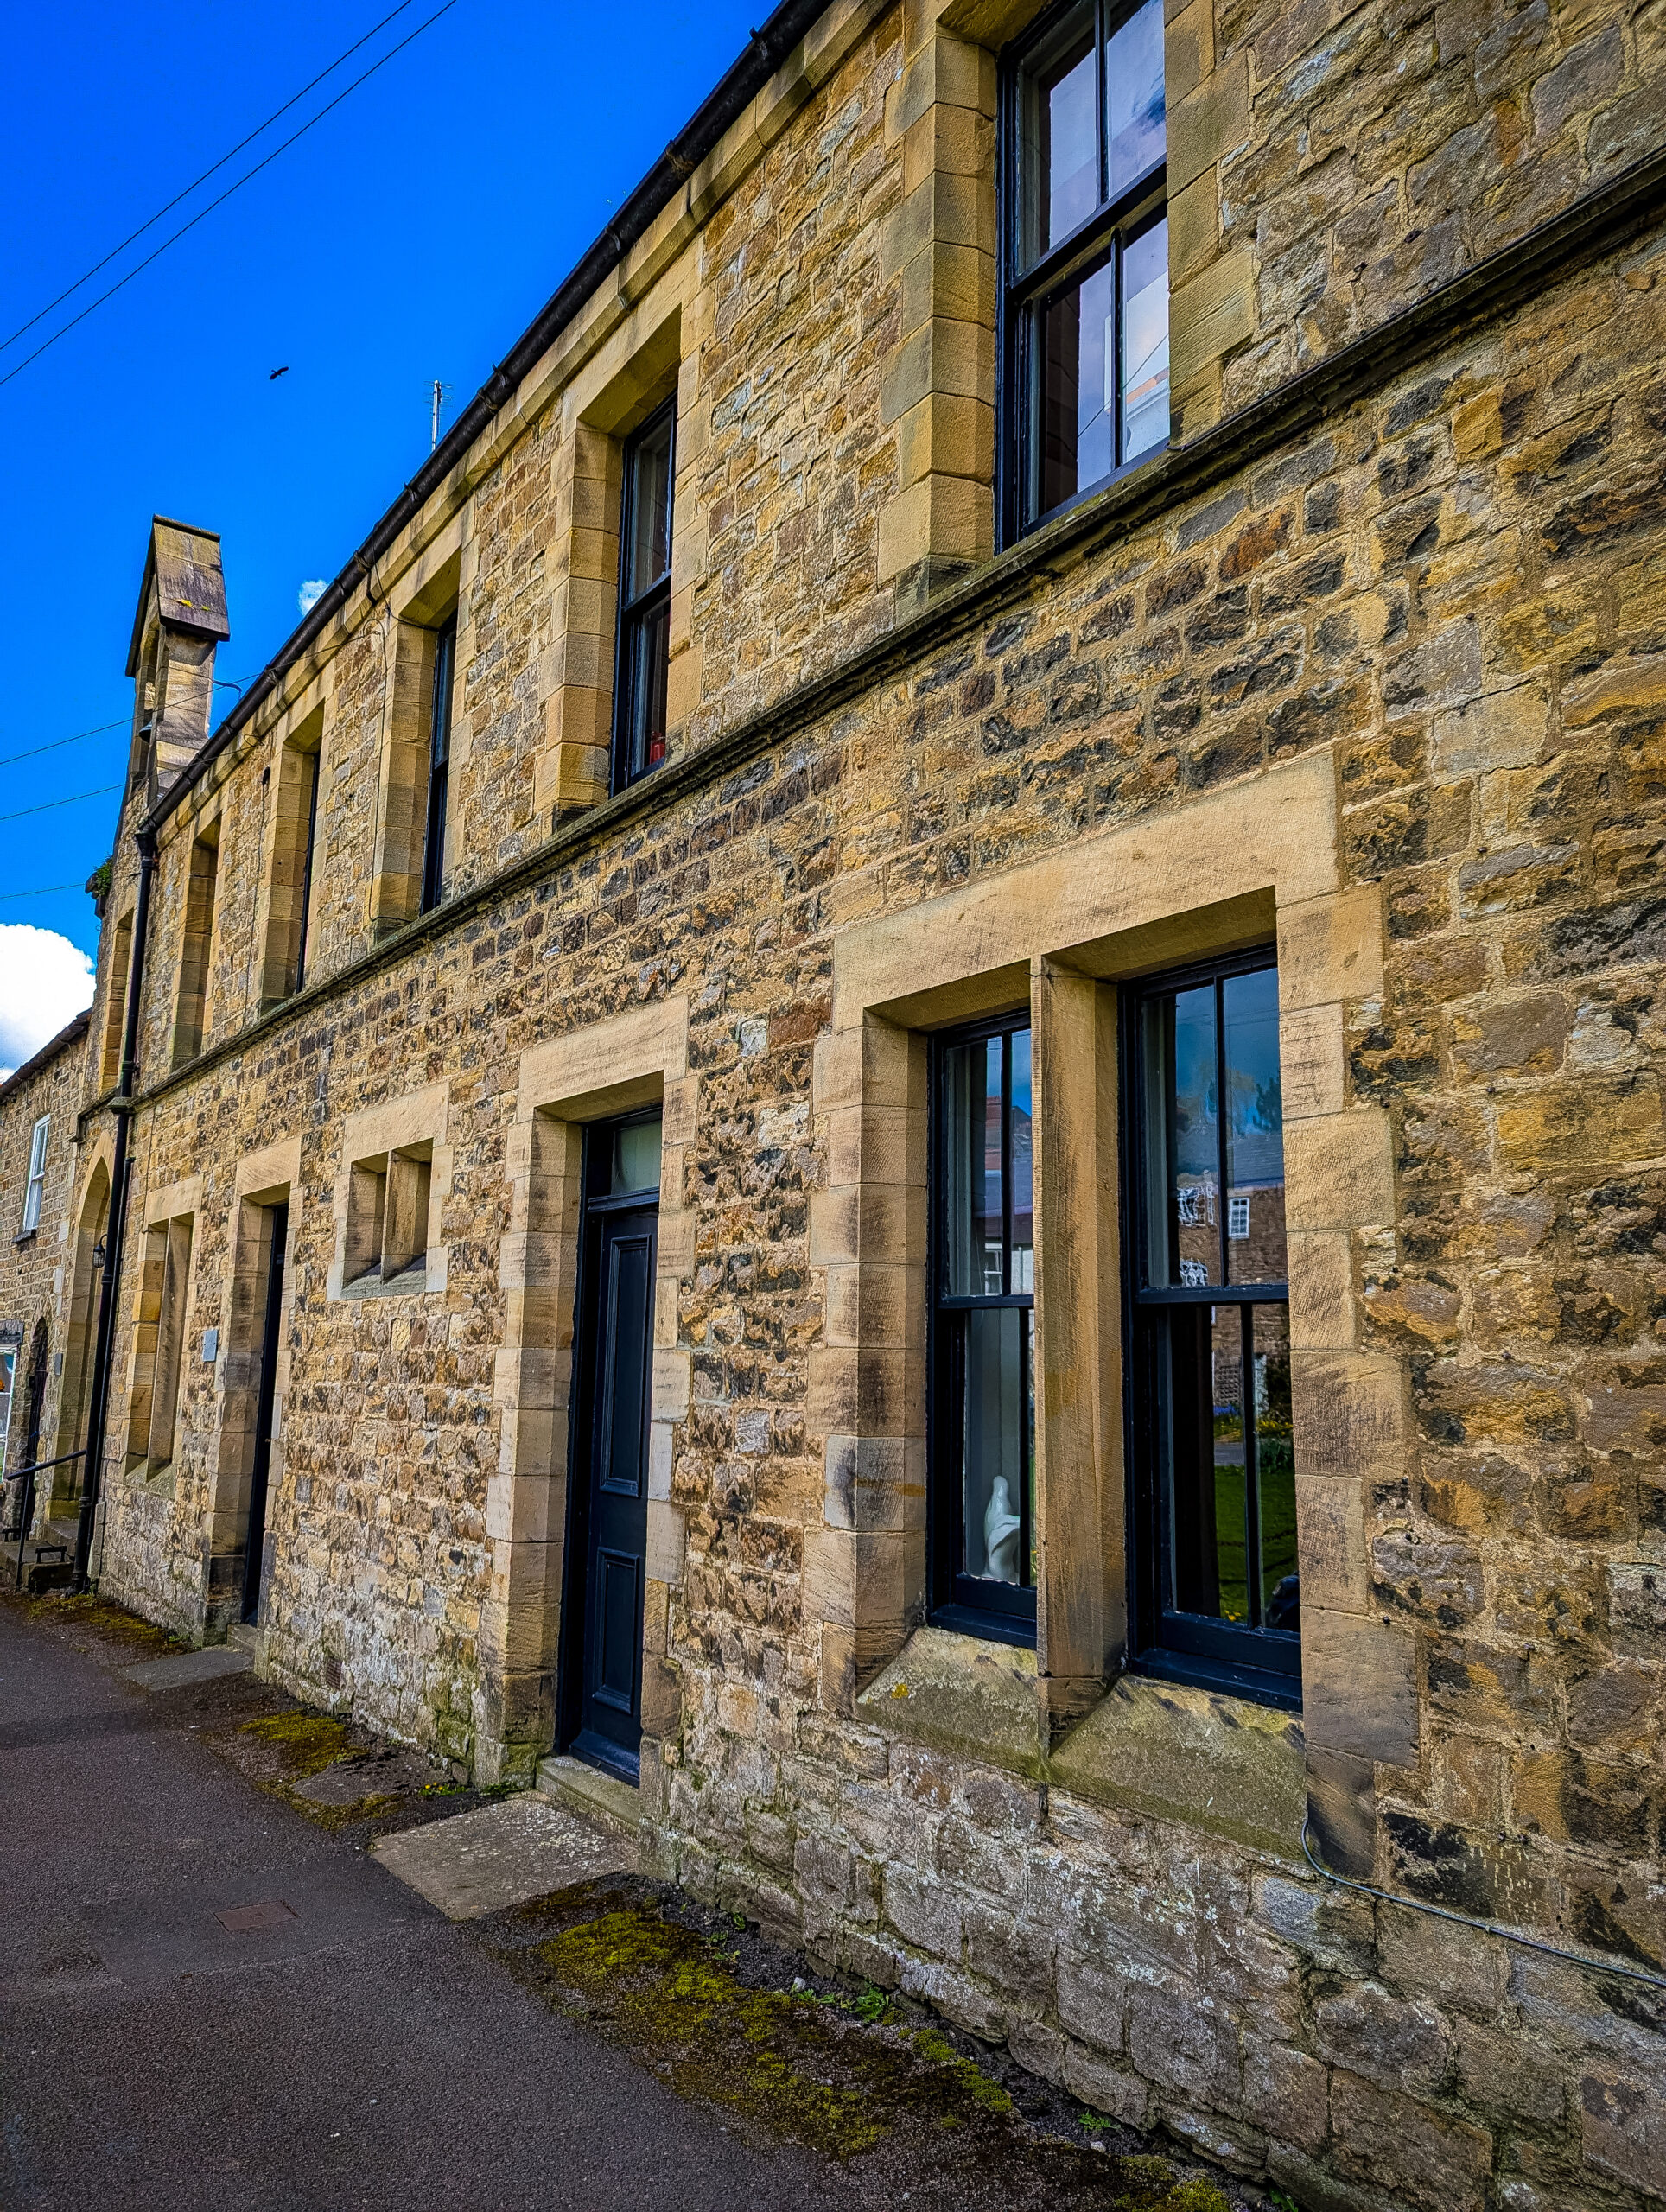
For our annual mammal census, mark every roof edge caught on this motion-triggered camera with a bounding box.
[140,0,836,832]
[0,1007,92,1110]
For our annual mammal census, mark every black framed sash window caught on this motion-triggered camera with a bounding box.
[930,1015,1036,1641]
[614,401,675,792]
[1002,0,1168,540]
[420,617,455,913]
[1125,951,1299,1705]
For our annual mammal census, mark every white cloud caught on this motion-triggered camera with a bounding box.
[0,925,96,1082]
[298,578,327,615]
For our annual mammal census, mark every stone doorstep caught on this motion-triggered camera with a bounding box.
[121,1644,255,1691]
[372,1790,636,1920]
[537,1751,645,1837]
[225,1621,258,1654]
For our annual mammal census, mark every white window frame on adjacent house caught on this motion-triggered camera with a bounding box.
[1229,1193,1250,1240]
[21,1116,48,1235]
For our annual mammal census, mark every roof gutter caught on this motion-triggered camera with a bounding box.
[139,0,836,837]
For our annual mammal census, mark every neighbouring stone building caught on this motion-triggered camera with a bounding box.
[3,0,1664,2201]
[0,1008,92,1523]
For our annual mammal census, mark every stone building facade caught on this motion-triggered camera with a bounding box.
[3,0,1663,2202]
[0,1010,92,1521]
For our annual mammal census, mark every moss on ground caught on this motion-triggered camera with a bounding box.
[237,1709,354,1776]
[499,1885,1235,2209]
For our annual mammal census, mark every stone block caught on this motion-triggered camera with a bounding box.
[1291,1350,1407,1483]
[1328,2072,1492,2212]
[1125,1976,1242,2105]
[1061,2043,1150,2126]
[1286,1109,1395,1231]
[1278,888,1386,1011]
[1304,1610,1419,1766]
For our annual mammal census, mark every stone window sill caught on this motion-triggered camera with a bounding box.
[339,1256,432,1302]
[857,1624,1307,1859]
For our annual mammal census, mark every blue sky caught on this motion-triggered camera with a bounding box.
[0,0,756,1058]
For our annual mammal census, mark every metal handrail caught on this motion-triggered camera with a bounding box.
[3,1449,85,1586]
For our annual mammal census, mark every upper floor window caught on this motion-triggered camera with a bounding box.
[420,618,456,913]
[614,403,674,792]
[1125,950,1298,1706]
[1003,0,1168,538]
[172,828,219,1068]
[21,1115,48,1235]
[930,1014,1035,1642]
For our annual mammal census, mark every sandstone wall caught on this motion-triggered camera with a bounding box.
[42,0,1666,2202]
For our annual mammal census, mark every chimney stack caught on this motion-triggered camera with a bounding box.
[124,518,229,810]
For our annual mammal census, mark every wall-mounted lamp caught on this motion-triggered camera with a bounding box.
[92,1240,107,1270]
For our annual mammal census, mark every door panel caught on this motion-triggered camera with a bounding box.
[242,1203,288,1624]
[566,1197,657,1778]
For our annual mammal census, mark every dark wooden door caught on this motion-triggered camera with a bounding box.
[567,1198,657,1777]
[241,1203,287,1624]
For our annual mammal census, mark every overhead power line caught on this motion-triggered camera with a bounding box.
[0,785,120,823]
[0,718,128,772]
[0,882,86,904]
[0,0,422,359]
[0,0,464,391]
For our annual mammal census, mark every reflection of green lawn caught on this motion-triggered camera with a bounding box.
[1209,1431,1297,1624]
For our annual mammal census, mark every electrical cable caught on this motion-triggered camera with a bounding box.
[0,0,463,391]
[0,785,119,823]
[0,883,86,903]
[0,0,421,358]
[0,719,128,772]
[1300,1818,1666,1993]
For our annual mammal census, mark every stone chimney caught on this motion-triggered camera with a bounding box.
[124,518,229,810]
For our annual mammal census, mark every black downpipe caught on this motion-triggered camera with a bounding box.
[72,829,157,1589]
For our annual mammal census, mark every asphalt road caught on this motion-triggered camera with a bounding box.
[0,1597,845,2212]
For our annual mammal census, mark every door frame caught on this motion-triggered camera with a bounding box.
[556,1109,663,1777]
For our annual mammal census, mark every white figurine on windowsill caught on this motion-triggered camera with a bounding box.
[983,1475,1021,1584]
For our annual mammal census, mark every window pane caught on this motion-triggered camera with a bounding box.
[1037,257,1117,518]
[626,412,674,601]
[626,594,671,778]
[611,1118,663,1196]
[1009,1029,1033,1294]
[1158,1305,1249,1624]
[1253,1302,1298,1634]
[1020,7,1097,263]
[1224,965,1287,1285]
[943,1037,1004,1295]
[1121,216,1170,461]
[1105,0,1166,200]
[1144,984,1221,1287]
[960,1306,1029,1585]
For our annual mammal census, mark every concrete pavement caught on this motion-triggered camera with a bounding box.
[0,1594,846,2212]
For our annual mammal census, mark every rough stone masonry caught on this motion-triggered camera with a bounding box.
[3,0,1664,2206]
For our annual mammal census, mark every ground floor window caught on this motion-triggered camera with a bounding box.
[1124,950,1298,1704]
[929,1014,1035,1641]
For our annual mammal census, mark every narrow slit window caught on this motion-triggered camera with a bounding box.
[930,1015,1035,1641]
[614,401,675,792]
[1126,951,1297,1706]
[421,618,456,913]
[1004,0,1168,539]
[294,741,321,990]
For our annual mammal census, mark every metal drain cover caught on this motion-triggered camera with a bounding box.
[215,1898,297,1934]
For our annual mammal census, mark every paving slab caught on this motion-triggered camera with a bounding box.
[373,1789,634,1918]
[121,1645,254,1690]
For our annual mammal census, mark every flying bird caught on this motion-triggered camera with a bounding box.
[269,365,290,380]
